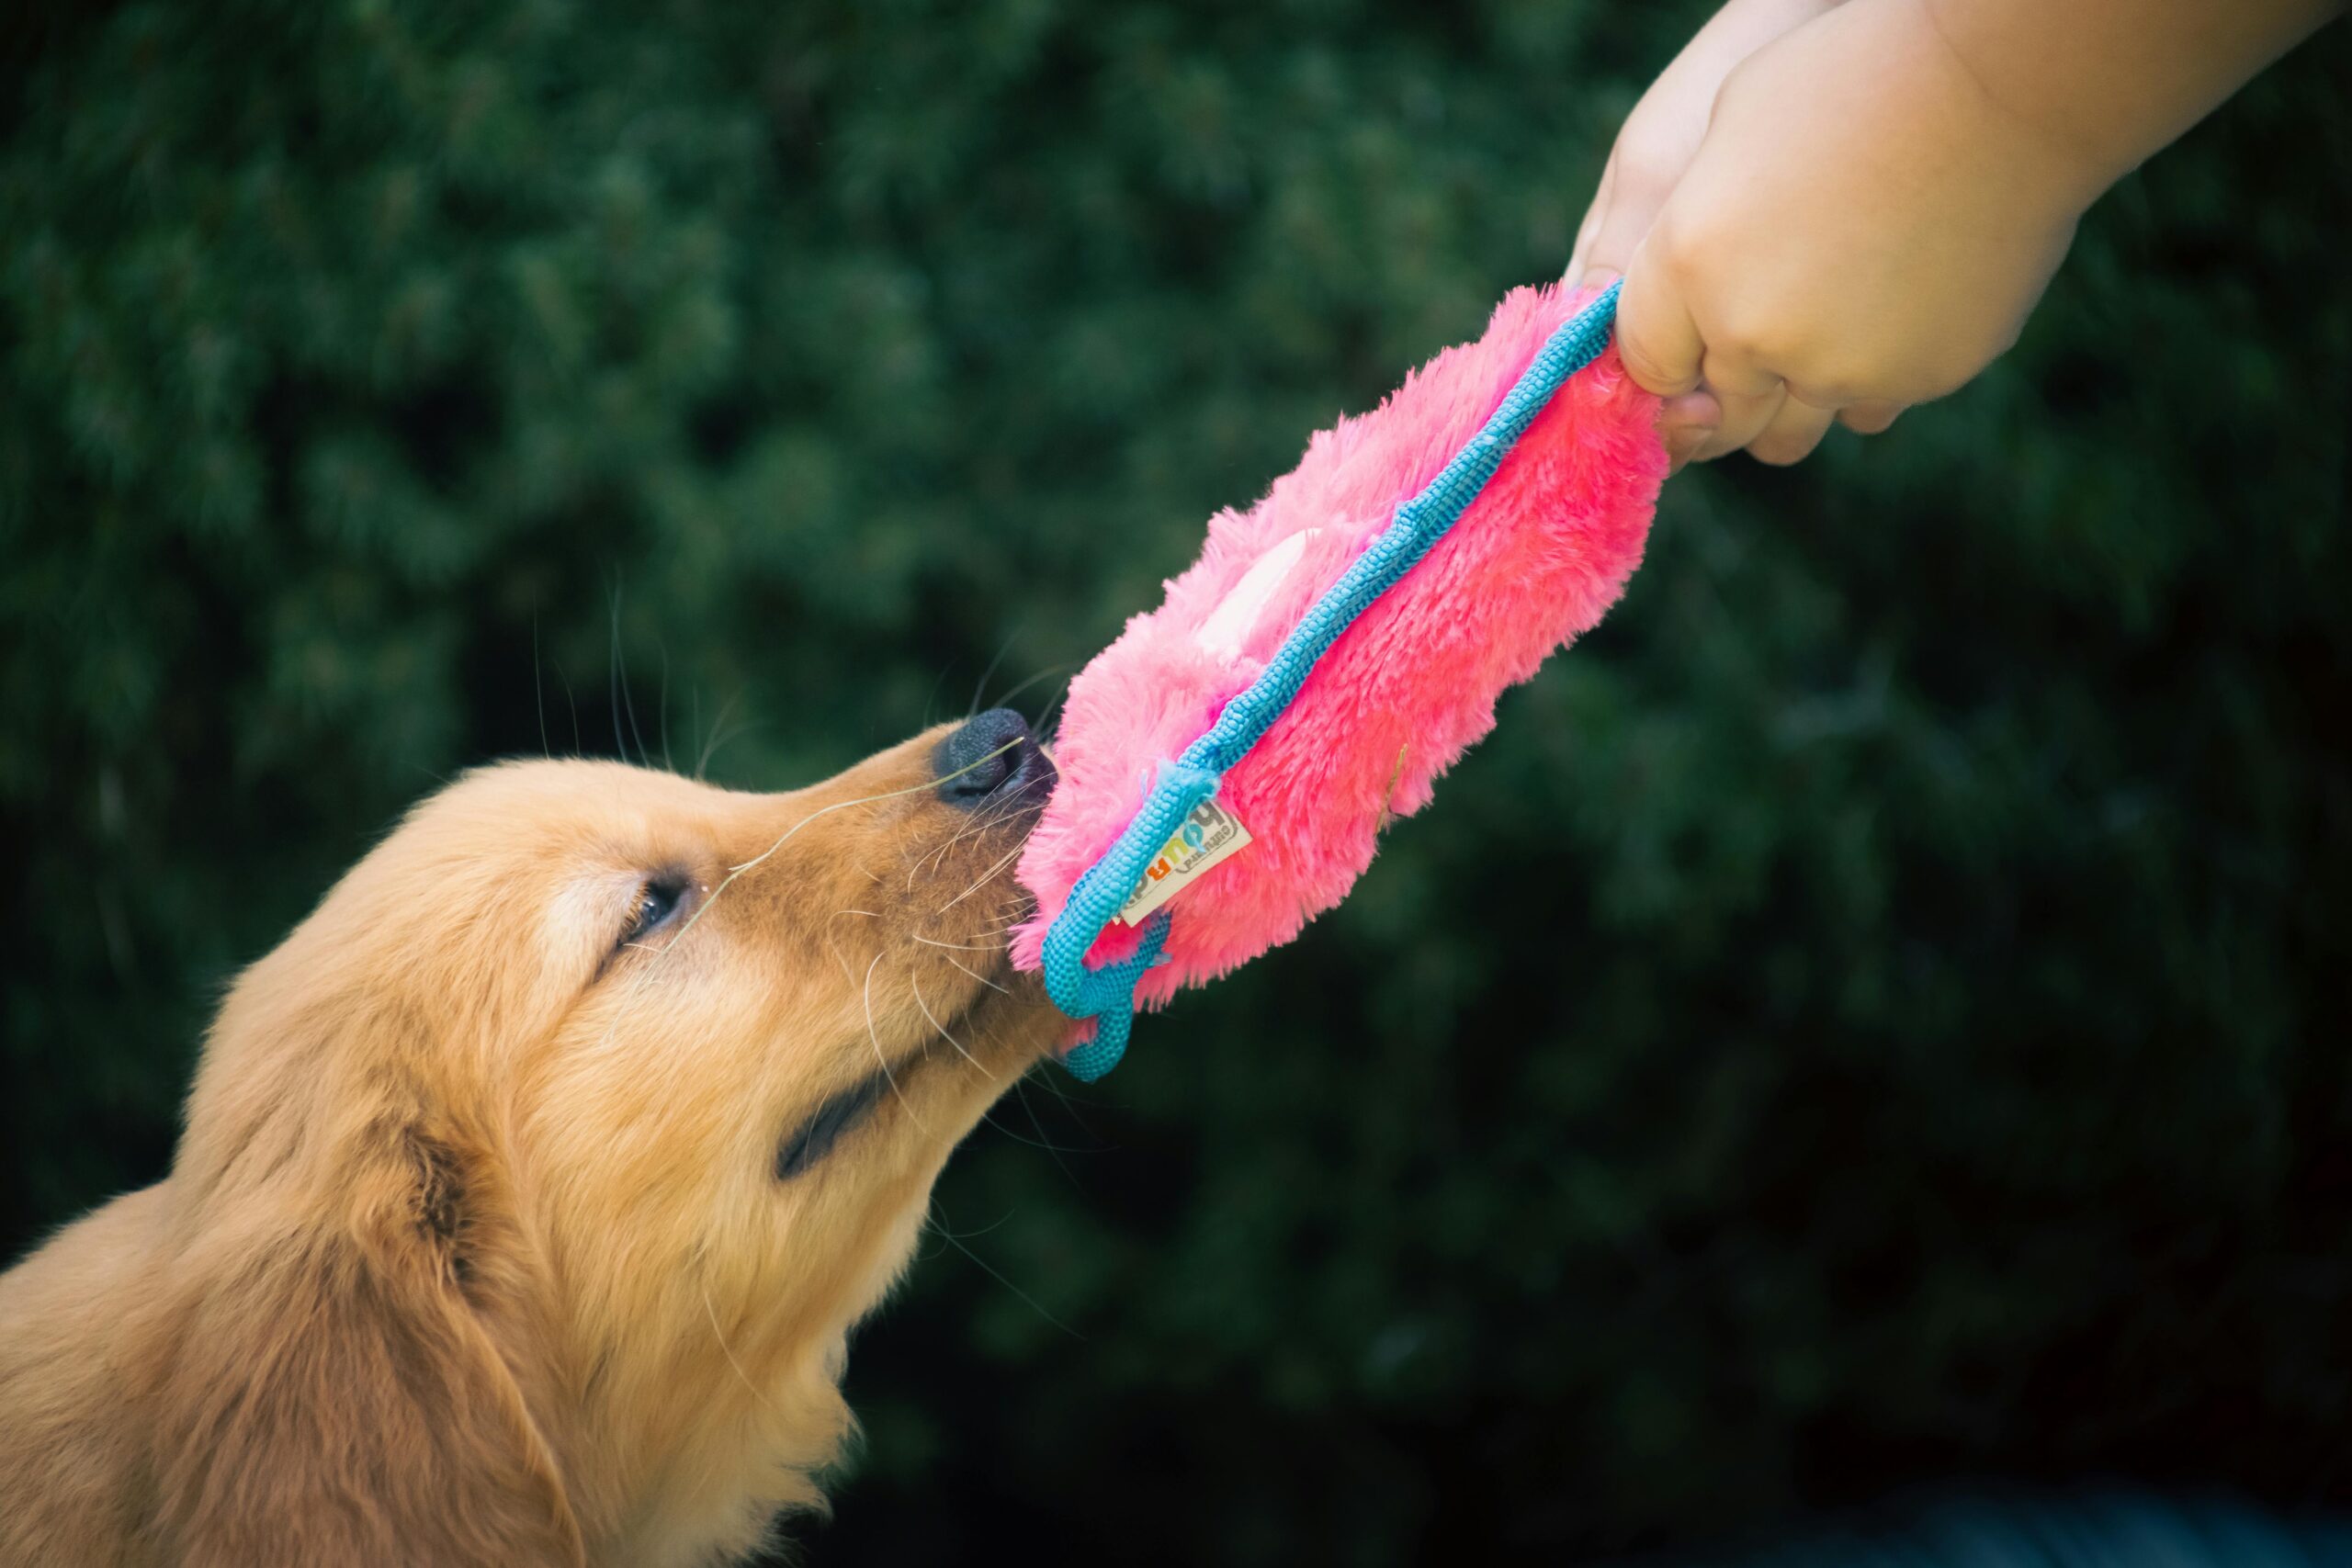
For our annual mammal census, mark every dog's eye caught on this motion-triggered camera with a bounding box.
[620,874,690,948]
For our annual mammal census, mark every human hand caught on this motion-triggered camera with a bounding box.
[1611,0,2102,465]
[1566,0,1843,291]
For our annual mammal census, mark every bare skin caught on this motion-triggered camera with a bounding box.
[1570,0,2344,466]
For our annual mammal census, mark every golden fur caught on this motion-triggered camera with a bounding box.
[0,726,1064,1566]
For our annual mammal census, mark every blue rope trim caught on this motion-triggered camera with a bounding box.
[1046,281,1623,1081]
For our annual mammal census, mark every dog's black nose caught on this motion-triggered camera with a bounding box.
[935,708,1055,809]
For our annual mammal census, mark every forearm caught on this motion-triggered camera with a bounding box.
[1918,0,2344,194]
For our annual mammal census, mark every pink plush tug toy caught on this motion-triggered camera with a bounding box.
[1013,280,1666,1079]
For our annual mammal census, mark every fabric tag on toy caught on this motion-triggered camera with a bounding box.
[1114,799,1252,926]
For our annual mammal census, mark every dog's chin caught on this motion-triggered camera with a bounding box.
[898,854,1056,1080]
[951,964,1058,1067]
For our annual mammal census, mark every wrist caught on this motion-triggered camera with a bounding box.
[1717,0,2107,230]
[1916,0,2345,195]
[1894,0,2116,218]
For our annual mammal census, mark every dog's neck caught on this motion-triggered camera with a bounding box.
[513,1193,933,1566]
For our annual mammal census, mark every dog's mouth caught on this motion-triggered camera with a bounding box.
[775,957,1039,1183]
[769,709,1059,1185]
[775,1068,892,1179]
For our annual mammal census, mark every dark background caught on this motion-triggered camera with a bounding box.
[3,2,2346,1562]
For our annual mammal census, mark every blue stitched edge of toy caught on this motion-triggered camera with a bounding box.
[1045,281,1623,1082]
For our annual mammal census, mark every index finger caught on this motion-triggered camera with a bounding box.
[1565,152,1618,283]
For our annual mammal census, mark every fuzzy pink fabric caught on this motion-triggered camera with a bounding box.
[1012,282,1665,1016]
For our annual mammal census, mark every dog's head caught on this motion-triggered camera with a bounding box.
[152,712,1063,1566]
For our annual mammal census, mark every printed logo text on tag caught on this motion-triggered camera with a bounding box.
[1114,799,1252,925]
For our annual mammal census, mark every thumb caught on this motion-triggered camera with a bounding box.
[1613,239,1705,399]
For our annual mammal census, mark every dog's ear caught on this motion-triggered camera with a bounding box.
[152,1114,585,1568]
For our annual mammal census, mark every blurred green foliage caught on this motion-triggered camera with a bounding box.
[3,2,2346,1562]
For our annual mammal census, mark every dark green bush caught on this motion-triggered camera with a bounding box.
[4,3,2345,1562]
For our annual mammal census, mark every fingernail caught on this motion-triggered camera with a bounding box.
[1577,265,1620,296]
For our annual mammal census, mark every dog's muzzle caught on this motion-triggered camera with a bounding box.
[934,708,1056,811]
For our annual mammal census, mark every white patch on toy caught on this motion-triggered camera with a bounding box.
[1195,528,1321,663]
[1114,798,1252,926]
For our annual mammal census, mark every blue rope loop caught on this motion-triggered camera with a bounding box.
[1044,282,1623,1080]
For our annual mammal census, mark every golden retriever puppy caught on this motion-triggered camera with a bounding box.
[0,710,1064,1567]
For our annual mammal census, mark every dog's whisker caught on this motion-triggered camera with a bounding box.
[934,802,1016,858]
[699,1278,786,1420]
[551,653,582,755]
[919,658,958,731]
[820,932,864,988]
[925,1222,1083,1342]
[729,739,1017,879]
[1017,1052,1097,1119]
[910,832,970,888]
[988,662,1071,716]
[941,953,1011,994]
[922,1206,1016,1244]
[615,740,1026,1027]
[694,691,744,781]
[909,798,1024,888]
[978,1110,1088,1157]
[1008,1074,1086,1182]
[864,955,929,1131]
[935,842,1025,913]
[657,645,674,774]
[908,975,990,1078]
[594,741,1029,1074]
[27,703,1101,1563]
[1030,671,1078,741]
[967,632,1018,719]
[532,615,551,760]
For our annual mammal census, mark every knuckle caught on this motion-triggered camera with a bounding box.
[1651,211,1711,278]
[1786,374,1863,410]
[1698,302,1783,378]
[1610,149,1680,209]
[1785,347,1888,410]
